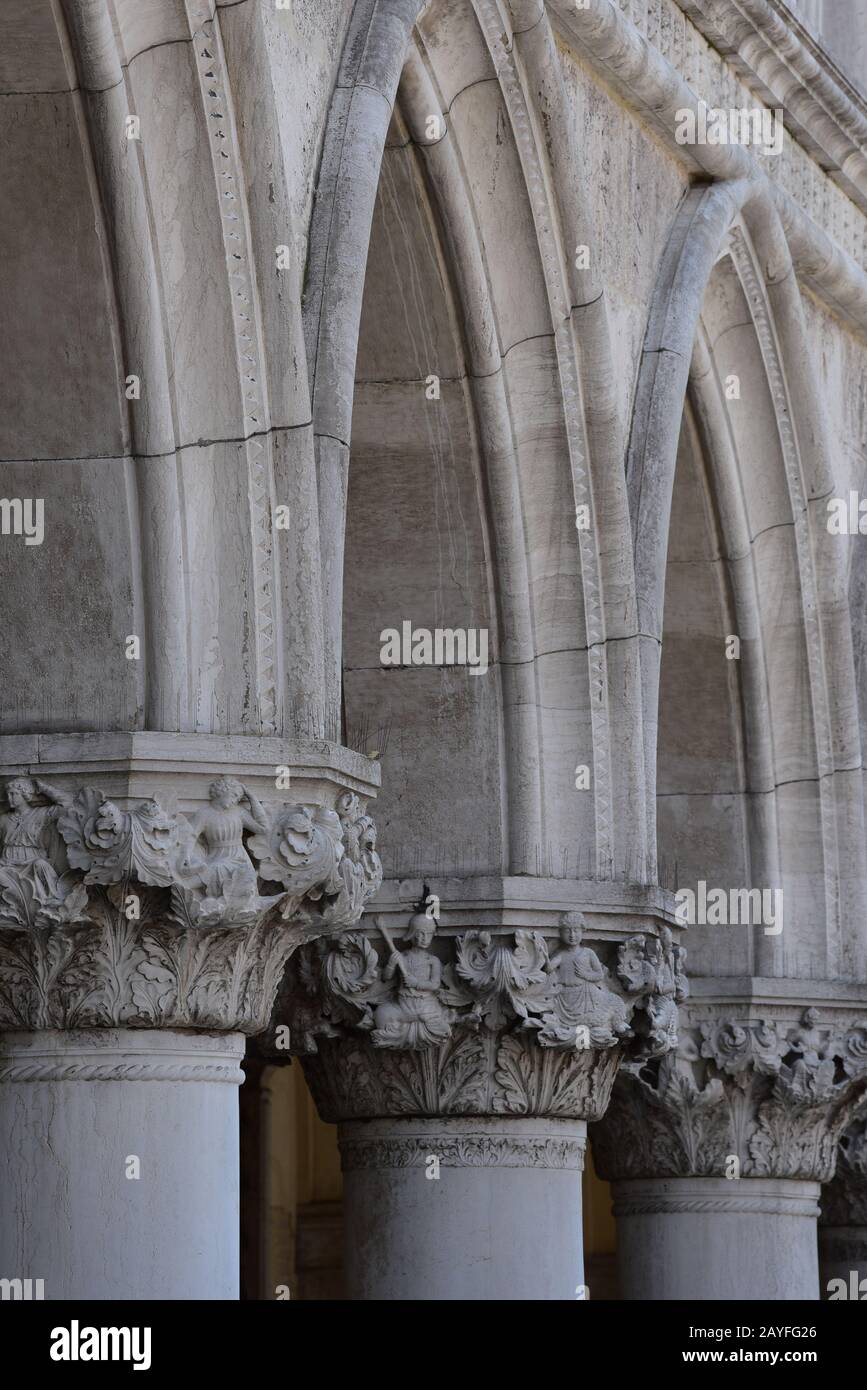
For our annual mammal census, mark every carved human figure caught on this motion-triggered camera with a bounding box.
[0,778,71,891]
[336,792,365,862]
[787,1007,827,1061]
[538,912,631,1046]
[786,1007,835,1089]
[614,929,685,1056]
[372,913,453,1048]
[642,934,680,1054]
[182,777,269,898]
[646,927,687,1002]
[668,929,689,1003]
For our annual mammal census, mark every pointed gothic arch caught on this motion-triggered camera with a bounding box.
[630,182,867,979]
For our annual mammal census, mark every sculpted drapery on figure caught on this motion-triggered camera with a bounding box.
[282,908,684,1060]
[0,777,84,925]
[532,912,632,1047]
[616,924,687,1055]
[272,907,689,1124]
[180,777,269,898]
[0,777,71,876]
[371,914,453,1049]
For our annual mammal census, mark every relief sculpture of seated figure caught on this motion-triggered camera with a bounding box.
[371,912,453,1049]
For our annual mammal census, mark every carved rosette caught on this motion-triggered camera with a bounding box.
[0,778,382,1033]
[820,1115,867,1228]
[268,909,687,1122]
[592,1010,867,1185]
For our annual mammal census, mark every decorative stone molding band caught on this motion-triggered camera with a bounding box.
[674,0,867,216]
[0,1061,245,1084]
[612,1183,821,1220]
[338,1116,588,1171]
[0,1029,247,1084]
[549,0,867,336]
[339,1133,586,1172]
[613,1196,820,1217]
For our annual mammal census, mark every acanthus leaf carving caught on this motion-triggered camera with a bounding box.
[455,928,550,1032]
[0,865,89,931]
[593,1008,867,1184]
[279,910,684,1061]
[272,908,685,1123]
[59,787,183,887]
[0,776,382,1033]
[493,1031,621,1120]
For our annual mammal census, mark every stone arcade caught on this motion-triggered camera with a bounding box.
[3,0,867,1302]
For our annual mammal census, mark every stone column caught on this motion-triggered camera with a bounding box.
[1,1030,244,1301]
[273,906,686,1301]
[819,1117,867,1300]
[339,1116,587,1301]
[593,1006,867,1302]
[0,735,381,1300]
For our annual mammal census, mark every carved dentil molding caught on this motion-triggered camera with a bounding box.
[0,778,381,1033]
[820,1114,867,1227]
[592,1010,867,1184]
[270,910,687,1121]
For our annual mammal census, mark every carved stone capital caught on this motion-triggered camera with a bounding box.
[0,774,381,1034]
[593,1008,867,1184]
[267,909,686,1121]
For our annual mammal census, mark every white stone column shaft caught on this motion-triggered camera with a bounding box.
[0,1030,244,1301]
[612,1178,820,1301]
[340,1117,586,1301]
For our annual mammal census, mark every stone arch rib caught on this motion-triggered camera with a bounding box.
[629,176,866,975]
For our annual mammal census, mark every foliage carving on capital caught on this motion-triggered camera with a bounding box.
[280,911,682,1059]
[59,786,185,887]
[592,1009,867,1184]
[0,776,382,1031]
[270,909,686,1122]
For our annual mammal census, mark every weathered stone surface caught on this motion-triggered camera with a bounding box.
[0,769,381,1033]
[594,1008,867,1184]
[3,0,867,1304]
